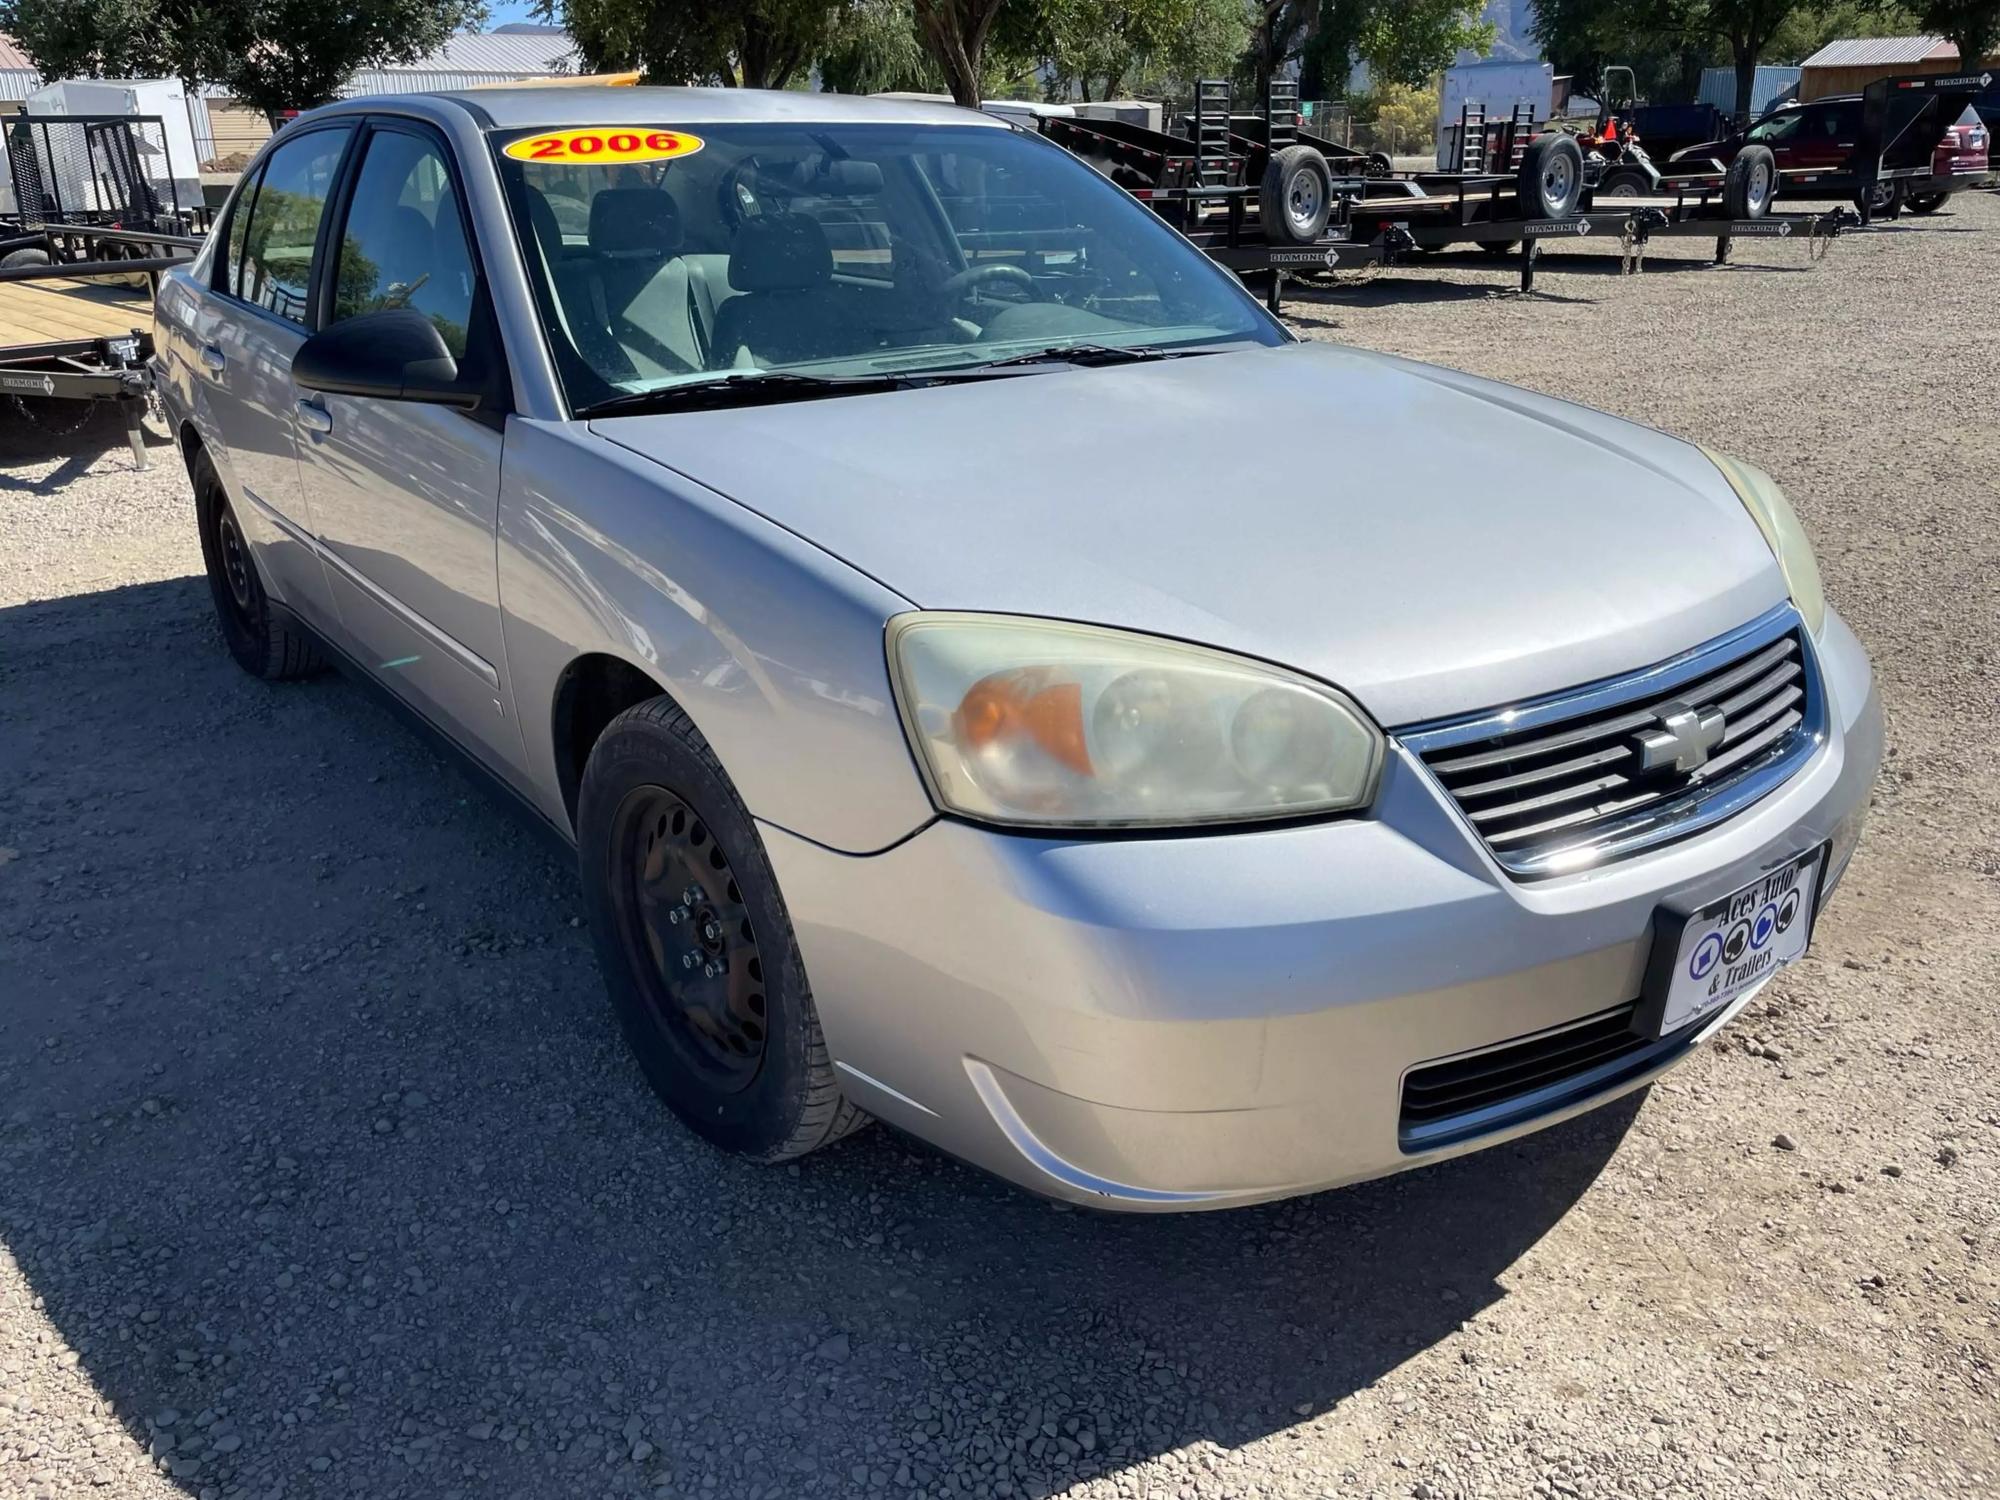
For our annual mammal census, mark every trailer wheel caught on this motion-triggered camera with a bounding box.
[1259,144,1334,244]
[1596,166,1652,198]
[1723,145,1776,219]
[1366,150,1394,177]
[1517,133,1585,218]
[0,247,51,271]
[1904,191,1949,214]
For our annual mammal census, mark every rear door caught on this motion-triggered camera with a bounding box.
[199,124,355,623]
[293,118,525,777]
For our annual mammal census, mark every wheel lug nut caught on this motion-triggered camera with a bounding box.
[681,954,695,969]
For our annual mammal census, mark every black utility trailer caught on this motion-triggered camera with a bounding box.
[0,224,200,467]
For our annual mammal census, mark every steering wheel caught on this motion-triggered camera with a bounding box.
[939,263,1036,304]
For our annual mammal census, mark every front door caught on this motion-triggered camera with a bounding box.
[198,124,354,623]
[293,121,525,778]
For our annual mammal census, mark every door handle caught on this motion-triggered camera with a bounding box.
[198,344,225,374]
[295,398,333,435]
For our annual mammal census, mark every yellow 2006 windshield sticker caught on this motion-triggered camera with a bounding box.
[503,128,704,165]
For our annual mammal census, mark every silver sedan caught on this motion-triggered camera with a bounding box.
[153,88,1880,1209]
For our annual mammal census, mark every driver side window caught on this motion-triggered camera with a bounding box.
[330,128,478,357]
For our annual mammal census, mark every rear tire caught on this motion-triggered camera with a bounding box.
[576,695,868,1162]
[191,449,325,681]
[0,246,51,271]
[1903,190,1948,214]
[1517,133,1585,218]
[1259,144,1334,244]
[1723,145,1776,219]
[1856,179,1904,219]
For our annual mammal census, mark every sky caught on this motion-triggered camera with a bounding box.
[484,2,546,27]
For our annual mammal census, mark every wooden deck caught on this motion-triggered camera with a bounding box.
[0,277,151,355]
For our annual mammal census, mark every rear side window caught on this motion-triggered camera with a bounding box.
[328,129,478,356]
[217,164,265,299]
[237,127,352,323]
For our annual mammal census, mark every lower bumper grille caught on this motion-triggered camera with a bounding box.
[1399,1001,1709,1153]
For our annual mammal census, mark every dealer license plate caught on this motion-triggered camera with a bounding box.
[1656,848,1822,1036]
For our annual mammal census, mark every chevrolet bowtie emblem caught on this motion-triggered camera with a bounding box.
[1635,701,1726,775]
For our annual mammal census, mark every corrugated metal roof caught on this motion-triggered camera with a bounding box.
[1799,36,1956,69]
[345,31,579,96]
[0,32,36,73]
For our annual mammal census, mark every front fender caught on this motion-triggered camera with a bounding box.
[496,419,935,854]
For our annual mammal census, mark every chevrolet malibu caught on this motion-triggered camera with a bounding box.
[155,89,1881,1209]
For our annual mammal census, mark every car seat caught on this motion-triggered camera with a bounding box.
[708,213,851,369]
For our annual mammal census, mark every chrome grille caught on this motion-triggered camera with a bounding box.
[1400,606,1823,878]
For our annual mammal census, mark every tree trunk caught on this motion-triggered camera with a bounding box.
[1732,45,1757,123]
[915,2,996,109]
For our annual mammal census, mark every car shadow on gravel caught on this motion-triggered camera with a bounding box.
[0,577,1639,1498]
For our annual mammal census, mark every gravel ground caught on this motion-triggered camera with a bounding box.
[2,193,1997,1500]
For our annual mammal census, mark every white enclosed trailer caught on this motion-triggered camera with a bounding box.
[18,78,202,221]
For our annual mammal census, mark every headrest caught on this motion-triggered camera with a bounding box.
[727,213,832,292]
[589,188,683,258]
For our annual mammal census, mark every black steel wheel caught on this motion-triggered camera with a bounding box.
[577,695,869,1161]
[191,448,324,680]
[607,785,770,1090]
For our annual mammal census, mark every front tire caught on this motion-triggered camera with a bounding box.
[191,449,324,680]
[576,695,868,1161]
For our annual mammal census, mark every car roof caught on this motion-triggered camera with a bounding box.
[330,85,1010,133]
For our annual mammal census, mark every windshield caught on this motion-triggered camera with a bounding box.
[492,121,1284,411]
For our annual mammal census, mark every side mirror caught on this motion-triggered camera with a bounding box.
[293,307,476,407]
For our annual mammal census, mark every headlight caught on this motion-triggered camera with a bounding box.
[1701,447,1826,636]
[888,613,1384,830]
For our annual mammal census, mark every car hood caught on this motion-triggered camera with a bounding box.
[592,342,1786,726]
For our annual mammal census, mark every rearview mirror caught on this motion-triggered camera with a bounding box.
[292,308,477,407]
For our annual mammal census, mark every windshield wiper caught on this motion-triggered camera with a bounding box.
[957,342,1223,372]
[580,370,952,418]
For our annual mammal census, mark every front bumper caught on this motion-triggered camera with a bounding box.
[767,608,1881,1210]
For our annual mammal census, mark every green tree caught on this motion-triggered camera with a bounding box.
[0,0,488,118]
[817,0,943,94]
[548,0,842,88]
[212,0,487,119]
[1031,0,1247,100]
[1909,0,2000,63]
[1291,0,1494,102]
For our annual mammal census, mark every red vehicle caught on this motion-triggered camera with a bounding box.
[1670,88,1990,217]
[1907,105,1992,211]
